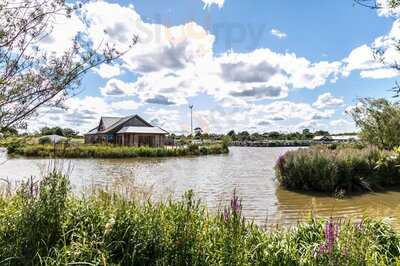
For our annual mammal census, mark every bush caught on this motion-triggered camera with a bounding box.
[1,172,400,265]
[275,146,400,194]
[8,143,229,158]
[38,136,51,145]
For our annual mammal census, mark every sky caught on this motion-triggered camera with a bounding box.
[29,0,400,134]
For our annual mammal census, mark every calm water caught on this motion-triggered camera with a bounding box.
[1,147,400,227]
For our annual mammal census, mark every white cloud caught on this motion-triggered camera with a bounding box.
[342,19,400,79]
[329,119,357,133]
[376,0,400,17]
[28,97,114,133]
[79,2,342,106]
[360,68,399,79]
[201,0,225,8]
[270,29,287,39]
[313,93,344,109]
[341,45,382,76]
[93,64,122,79]
[33,12,85,56]
[100,79,135,97]
[111,100,141,110]
[27,1,362,134]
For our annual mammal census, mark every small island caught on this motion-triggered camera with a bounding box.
[275,98,400,196]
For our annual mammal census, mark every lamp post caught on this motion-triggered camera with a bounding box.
[189,104,193,137]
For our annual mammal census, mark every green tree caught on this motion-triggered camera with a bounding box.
[348,98,400,149]
[62,128,78,137]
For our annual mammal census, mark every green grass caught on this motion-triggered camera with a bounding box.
[275,145,400,194]
[1,171,400,265]
[7,143,229,158]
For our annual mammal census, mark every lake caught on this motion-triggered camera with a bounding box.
[1,146,400,227]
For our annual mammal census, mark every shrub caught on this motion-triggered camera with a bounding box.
[1,172,400,265]
[38,136,51,145]
[8,143,229,158]
[275,146,400,194]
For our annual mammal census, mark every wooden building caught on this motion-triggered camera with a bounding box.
[84,115,168,147]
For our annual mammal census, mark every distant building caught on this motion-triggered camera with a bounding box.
[40,135,67,144]
[331,135,360,142]
[194,127,203,135]
[313,135,360,142]
[313,135,333,141]
[85,115,168,147]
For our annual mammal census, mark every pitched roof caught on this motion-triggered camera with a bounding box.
[101,117,123,129]
[85,115,157,135]
[117,126,168,134]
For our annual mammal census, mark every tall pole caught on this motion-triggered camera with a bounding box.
[189,105,193,137]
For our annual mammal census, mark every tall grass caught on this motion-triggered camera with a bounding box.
[1,172,400,265]
[7,143,229,158]
[275,146,400,194]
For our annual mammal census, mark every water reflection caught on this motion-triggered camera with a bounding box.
[1,147,400,228]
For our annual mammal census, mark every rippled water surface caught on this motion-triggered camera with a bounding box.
[1,147,400,227]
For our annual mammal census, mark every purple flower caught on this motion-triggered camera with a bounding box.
[230,189,242,215]
[223,207,229,222]
[324,218,339,255]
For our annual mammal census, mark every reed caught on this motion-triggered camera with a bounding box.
[0,171,399,265]
[7,143,229,158]
[275,145,400,194]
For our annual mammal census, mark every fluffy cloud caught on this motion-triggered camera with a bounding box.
[329,119,357,133]
[78,1,343,106]
[93,64,122,79]
[270,29,287,39]
[201,0,225,8]
[33,12,85,56]
[342,18,400,79]
[29,1,362,134]
[376,0,400,17]
[100,79,135,97]
[111,100,141,110]
[313,93,344,109]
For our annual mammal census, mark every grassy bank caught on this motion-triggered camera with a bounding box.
[275,145,400,194]
[1,172,400,265]
[6,142,229,158]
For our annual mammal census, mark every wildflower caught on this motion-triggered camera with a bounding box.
[316,218,339,257]
[230,189,242,216]
[223,207,229,222]
[324,218,339,255]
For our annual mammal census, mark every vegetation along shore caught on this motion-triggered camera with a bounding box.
[3,142,229,159]
[1,171,400,265]
[276,98,400,196]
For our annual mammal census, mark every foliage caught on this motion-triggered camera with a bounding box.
[348,98,400,149]
[8,143,229,158]
[0,0,137,129]
[275,145,400,194]
[39,127,78,137]
[1,172,400,265]
[38,136,52,145]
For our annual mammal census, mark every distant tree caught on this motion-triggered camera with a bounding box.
[267,131,282,140]
[0,126,18,136]
[348,98,400,149]
[62,128,78,137]
[250,132,262,141]
[314,130,330,136]
[237,131,250,141]
[302,129,313,139]
[0,0,137,129]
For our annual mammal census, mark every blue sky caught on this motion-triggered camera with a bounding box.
[32,0,400,134]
